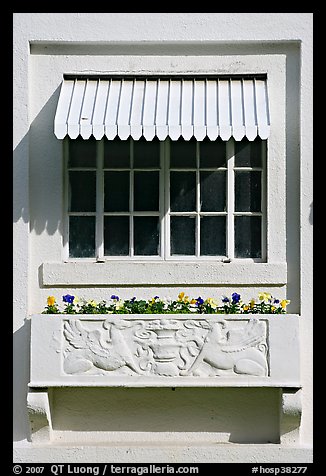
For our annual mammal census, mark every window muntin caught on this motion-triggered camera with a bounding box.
[66,136,266,261]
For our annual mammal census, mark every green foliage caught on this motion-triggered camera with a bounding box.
[42,292,290,315]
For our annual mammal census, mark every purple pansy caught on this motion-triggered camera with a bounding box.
[231,292,241,304]
[63,294,74,304]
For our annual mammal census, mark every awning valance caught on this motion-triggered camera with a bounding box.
[54,76,270,141]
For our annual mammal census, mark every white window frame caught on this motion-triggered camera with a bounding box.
[42,54,286,288]
[63,136,266,263]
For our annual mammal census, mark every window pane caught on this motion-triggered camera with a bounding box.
[104,138,130,168]
[170,216,196,255]
[200,216,226,256]
[170,138,196,168]
[235,171,261,212]
[235,216,262,258]
[104,172,130,212]
[69,171,96,212]
[69,137,97,168]
[134,138,160,168]
[104,216,129,256]
[69,216,95,258]
[235,138,262,167]
[134,216,159,255]
[134,171,159,211]
[170,172,196,212]
[200,138,226,168]
[200,171,226,212]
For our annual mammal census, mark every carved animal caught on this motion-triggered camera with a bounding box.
[182,319,268,377]
[63,319,140,375]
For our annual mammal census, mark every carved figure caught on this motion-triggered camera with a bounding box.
[181,319,268,377]
[63,319,141,375]
[62,317,268,378]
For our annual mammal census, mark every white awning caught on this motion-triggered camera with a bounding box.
[54,76,270,141]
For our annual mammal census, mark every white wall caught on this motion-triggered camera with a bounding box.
[13,13,313,463]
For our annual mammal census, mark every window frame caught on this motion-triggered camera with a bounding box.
[63,136,267,263]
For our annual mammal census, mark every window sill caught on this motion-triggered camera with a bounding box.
[41,261,287,286]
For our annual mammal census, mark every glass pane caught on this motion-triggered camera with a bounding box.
[104,138,130,168]
[69,171,96,212]
[104,216,129,256]
[200,138,226,168]
[200,216,226,256]
[235,138,262,167]
[134,216,159,256]
[134,138,160,168]
[200,171,226,212]
[235,171,261,212]
[69,216,95,258]
[104,171,130,212]
[170,138,196,168]
[69,137,97,168]
[170,172,196,212]
[235,216,262,258]
[134,171,159,211]
[170,216,196,255]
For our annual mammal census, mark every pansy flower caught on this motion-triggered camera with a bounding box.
[63,294,75,304]
[231,292,241,304]
[47,296,56,306]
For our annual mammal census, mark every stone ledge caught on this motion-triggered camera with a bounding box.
[13,442,313,464]
[41,261,288,286]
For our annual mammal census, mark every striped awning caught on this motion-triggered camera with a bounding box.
[54,76,270,141]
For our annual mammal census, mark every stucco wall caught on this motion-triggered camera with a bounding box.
[13,13,313,463]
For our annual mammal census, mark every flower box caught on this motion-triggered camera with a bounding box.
[28,313,300,389]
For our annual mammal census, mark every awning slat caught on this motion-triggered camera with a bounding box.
[255,79,270,140]
[206,80,218,140]
[181,80,194,140]
[54,76,270,141]
[193,80,206,141]
[242,79,258,141]
[218,79,232,141]
[80,80,98,139]
[67,80,86,139]
[155,80,169,140]
[92,80,109,139]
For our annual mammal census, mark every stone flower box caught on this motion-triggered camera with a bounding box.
[27,313,301,443]
[29,313,300,388]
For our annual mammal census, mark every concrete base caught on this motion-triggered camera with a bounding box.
[13,441,313,463]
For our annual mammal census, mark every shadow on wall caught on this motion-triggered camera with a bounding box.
[13,85,63,236]
[13,321,31,442]
[51,387,281,444]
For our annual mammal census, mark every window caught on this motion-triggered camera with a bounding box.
[66,135,266,261]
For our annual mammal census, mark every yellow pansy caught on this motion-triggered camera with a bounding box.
[178,292,189,303]
[88,300,97,307]
[243,305,249,311]
[250,298,256,309]
[190,299,197,304]
[205,297,218,309]
[47,296,56,306]
[115,301,124,310]
[280,299,290,309]
[258,292,271,302]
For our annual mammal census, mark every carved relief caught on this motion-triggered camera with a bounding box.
[62,318,268,377]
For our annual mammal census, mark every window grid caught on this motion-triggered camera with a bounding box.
[101,139,162,260]
[167,138,228,259]
[64,137,266,262]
